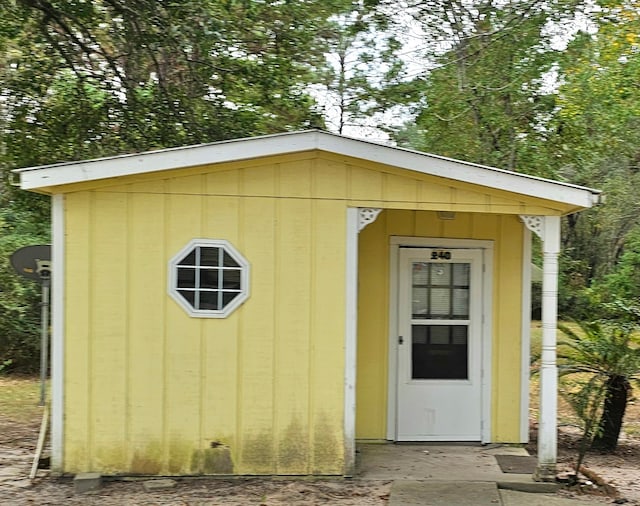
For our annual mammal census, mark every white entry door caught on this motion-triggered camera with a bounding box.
[396,247,484,441]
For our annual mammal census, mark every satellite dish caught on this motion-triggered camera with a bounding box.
[10,244,52,283]
[9,244,52,406]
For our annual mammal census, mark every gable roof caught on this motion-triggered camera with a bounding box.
[13,129,601,211]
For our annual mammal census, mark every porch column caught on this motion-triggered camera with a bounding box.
[520,215,561,481]
[344,207,382,476]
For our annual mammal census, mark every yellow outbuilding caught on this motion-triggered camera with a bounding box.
[15,130,600,479]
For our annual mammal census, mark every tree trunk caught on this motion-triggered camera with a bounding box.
[591,375,630,452]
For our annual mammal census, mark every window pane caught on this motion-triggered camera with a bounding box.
[453,263,469,286]
[430,288,450,317]
[451,326,468,344]
[429,326,449,344]
[177,267,196,288]
[222,269,241,289]
[200,247,220,267]
[200,269,219,289]
[412,262,429,284]
[412,325,468,380]
[412,325,428,344]
[412,287,428,318]
[430,264,450,286]
[199,290,220,310]
[177,290,195,306]
[452,288,469,318]
[223,251,240,268]
[178,250,196,266]
[222,291,240,306]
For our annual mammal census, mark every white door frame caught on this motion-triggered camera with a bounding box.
[386,236,494,443]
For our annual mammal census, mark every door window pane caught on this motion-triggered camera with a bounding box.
[430,288,450,316]
[452,288,469,318]
[412,262,429,284]
[411,325,468,379]
[430,264,450,285]
[453,263,469,285]
[412,287,429,318]
[411,261,470,320]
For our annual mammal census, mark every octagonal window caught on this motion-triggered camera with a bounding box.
[169,239,250,318]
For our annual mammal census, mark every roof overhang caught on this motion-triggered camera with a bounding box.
[13,130,601,212]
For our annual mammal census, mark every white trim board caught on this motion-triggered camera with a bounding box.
[520,228,533,443]
[386,236,493,443]
[51,194,65,472]
[343,208,359,476]
[15,131,600,211]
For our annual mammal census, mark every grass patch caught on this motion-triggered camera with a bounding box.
[0,376,44,422]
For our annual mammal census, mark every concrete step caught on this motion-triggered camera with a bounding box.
[389,481,500,506]
[389,481,593,506]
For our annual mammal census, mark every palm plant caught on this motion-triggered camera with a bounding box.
[558,319,640,452]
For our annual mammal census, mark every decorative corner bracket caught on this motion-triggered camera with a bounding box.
[358,208,382,232]
[520,215,543,240]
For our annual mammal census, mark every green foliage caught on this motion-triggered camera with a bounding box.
[1,0,360,170]
[382,0,577,175]
[0,200,50,373]
[559,320,640,380]
[560,375,607,477]
[0,0,360,371]
[588,231,640,303]
[559,318,640,450]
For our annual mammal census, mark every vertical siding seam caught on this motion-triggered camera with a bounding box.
[307,200,316,475]
[87,192,94,469]
[272,165,280,473]
[310,158,317,199]
[124,190,132,470]
[470,213,476,239]
[381,173,387,203]
[162,180,170,472]
[199,182,206,473]
[235,173,245,471]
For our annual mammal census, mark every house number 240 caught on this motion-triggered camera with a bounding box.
[431,250,452,260]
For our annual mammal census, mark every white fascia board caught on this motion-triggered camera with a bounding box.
[15,131,322,190]
[316,134,600,209]
[15,129,600,209]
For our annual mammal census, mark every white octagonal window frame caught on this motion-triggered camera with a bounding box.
[168,238,250,318]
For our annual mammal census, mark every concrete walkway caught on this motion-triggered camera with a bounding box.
[356,443,594,505]
[389,482,592,505]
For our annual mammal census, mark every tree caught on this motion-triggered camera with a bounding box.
[375,0,582,175]
[559,318,640,451]
[312,6,414,135]
[0,0,362,372]
[551,2,640,285]
[0,201,50,373]
[1,0,363,170]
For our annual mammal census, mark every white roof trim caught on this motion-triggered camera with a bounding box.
[14,130,601,208]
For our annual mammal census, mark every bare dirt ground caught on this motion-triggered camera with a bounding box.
[526,424,640,505]
[1,374,639,505]
[0,416,391,505]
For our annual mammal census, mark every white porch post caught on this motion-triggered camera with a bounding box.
[538,215,561,480]
[521,215,561,481]
[344,208,382,476]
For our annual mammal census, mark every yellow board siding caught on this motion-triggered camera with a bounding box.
[61,154,553,475]
[356,210,524,442]
[82,152,568,215]
[63,189,346,475]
